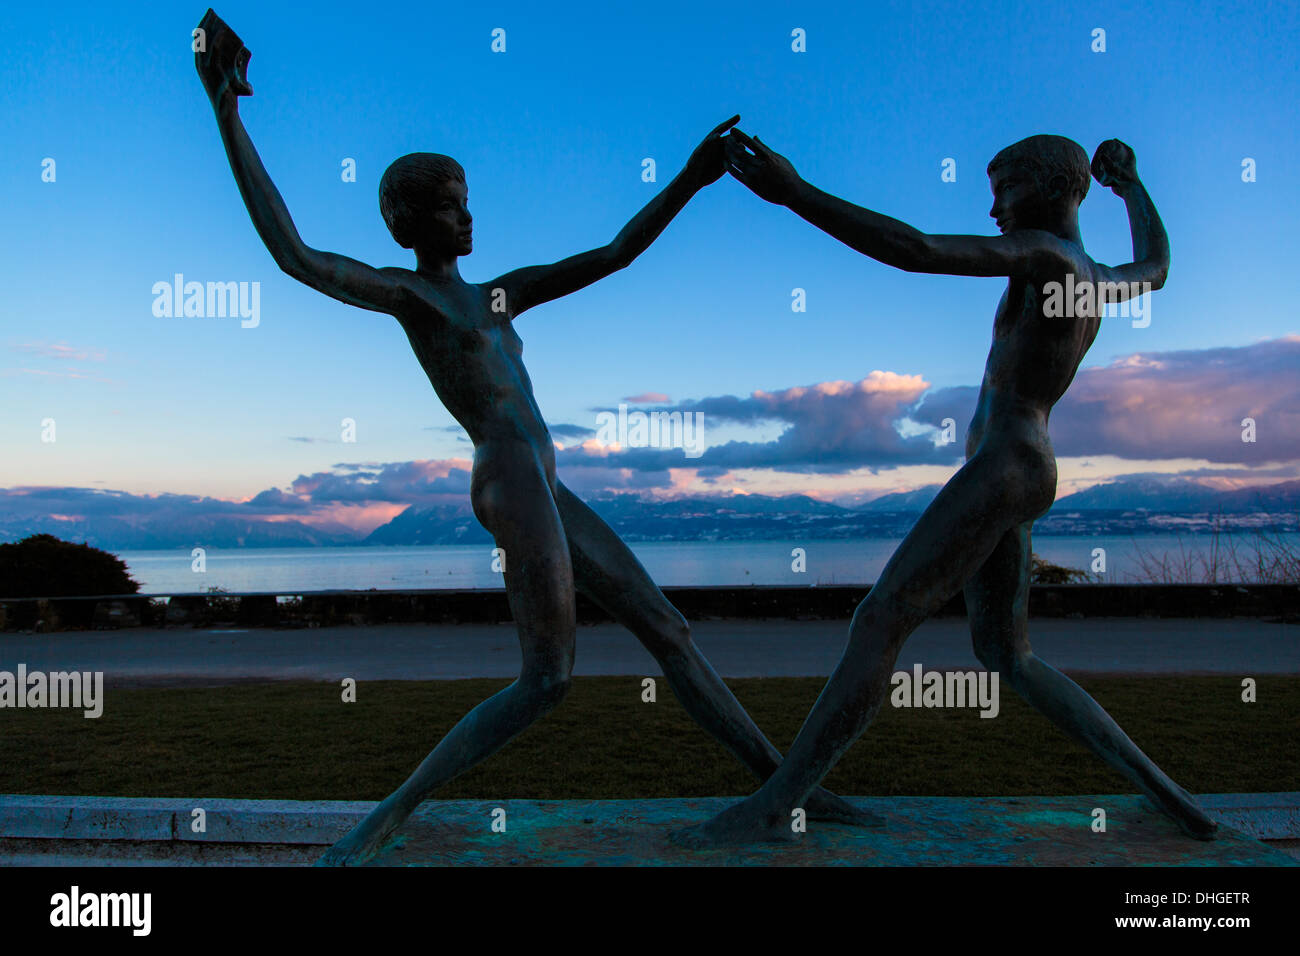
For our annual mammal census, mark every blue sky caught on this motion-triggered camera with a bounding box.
[2,0,1297,534]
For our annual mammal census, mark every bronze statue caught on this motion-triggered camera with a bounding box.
[673,129,1219,846]
[194,9,876,865]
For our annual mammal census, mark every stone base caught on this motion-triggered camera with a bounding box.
[1,793,1293,866]
[368,795,1298,866]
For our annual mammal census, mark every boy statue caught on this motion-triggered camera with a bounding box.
[674,128,1218,846]
[195,10,874,865]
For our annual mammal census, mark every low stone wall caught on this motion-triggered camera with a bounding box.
[0,583,1296,632]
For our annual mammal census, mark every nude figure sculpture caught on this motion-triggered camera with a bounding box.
[194,9,876,865]
[674,128,1218,847]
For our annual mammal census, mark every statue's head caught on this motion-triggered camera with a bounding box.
[379,153,471,255]
[986,135,1090,234]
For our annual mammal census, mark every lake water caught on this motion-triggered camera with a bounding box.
[117,533,1300,594]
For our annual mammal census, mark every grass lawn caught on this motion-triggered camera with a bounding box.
[1,676,1294,800]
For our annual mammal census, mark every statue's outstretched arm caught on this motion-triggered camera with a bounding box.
[725,128,1073,280]
[493,116,738,318]
[195,9,405,314]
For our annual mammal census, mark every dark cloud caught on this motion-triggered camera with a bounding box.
[576,372,963,473]
[1045,337,1300,463]
[548,422,595,439]
[289,460,472,504]
[570,337,1300,472]
[550,465,676,497]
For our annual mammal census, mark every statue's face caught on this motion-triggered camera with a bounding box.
[988,165,1049,235]
[424,180,473,256]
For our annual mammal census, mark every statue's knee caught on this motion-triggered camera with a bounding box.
[974,640,1021,677]
[973,641,1002,673]
[999,650,1037,685]
[857,589,930,634]
[661,612,691,650]
[636,606,691,656]
[526,670,571,711]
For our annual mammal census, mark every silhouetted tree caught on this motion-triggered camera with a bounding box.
[0,534,140,598]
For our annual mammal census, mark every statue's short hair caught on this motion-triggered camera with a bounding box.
[379,153,467,248]
[987,135,1090,203]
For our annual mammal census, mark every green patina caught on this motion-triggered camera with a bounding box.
[365,795,1297,867]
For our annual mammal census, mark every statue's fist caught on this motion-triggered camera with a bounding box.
[195,9,253,103]
[1092,139,1137,190]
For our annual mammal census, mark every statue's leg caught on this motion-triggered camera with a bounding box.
[673,447,1042,846]
[317,462,578,866]
[966,522,1217,840]
[553,481,882,826]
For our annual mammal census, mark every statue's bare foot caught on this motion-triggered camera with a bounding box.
[1176,812,1218,842]
[314,800,406,866]
[805,787,886,827]
[670,798,797,849]
[1149,780,1218,841]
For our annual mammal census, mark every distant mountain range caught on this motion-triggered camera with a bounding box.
[863,477,1300,516]
[0,514,357,551]
[1055,477,1300,513]
[361,479,1300,545]
[364,505,487,546]
[858,487,944,511]
[2,477,1296,550]
[1035,478,1300,535]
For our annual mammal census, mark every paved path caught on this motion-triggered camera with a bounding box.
[1,617,1294,684]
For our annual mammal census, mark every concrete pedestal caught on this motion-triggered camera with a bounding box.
[368,795,1298,866]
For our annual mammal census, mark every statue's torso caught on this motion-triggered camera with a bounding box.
[395,276,552,454]
[966,246,1102,461]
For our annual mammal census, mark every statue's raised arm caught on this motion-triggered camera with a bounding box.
[493,116,738,318]
[1090,138,1170,296]
[195,9,406,315]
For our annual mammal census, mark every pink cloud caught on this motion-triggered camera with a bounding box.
[622,392,671,403]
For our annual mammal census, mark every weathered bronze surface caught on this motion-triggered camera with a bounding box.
[195,9,876,865]
[673,130,1218,847]
[369,796,1279,867]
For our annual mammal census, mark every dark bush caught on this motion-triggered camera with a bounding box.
[1030,553,1091,585]
[0,533,140,598]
